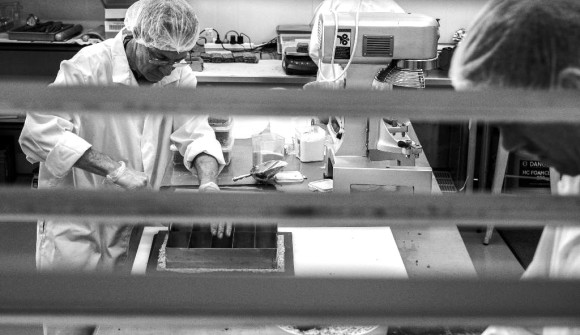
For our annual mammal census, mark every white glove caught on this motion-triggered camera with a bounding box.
[198,182,232,238]
[303,80,344,91]
[198,181,220,192]
[106,161,149,190]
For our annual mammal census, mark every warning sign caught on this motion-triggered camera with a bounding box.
[519,159,550,188]
[334,29,351,60]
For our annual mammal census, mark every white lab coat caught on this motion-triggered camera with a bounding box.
[483,175,580,335]
[19,31,225,272]
[308,0,405,83]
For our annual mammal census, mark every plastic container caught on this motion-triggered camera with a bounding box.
[210,117,234,146]
[221,136,234,166]
[295,125,326,162]
[274,171,305,184]
[252,132,285,166]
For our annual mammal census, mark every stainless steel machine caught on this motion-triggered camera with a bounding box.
[317,11,439,194]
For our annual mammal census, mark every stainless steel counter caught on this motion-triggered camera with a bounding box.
[195,60,315,85]
[195,60,452,87]
[159,128,476,279]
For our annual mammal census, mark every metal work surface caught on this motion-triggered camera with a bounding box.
[189,60,449,86]
[160,135,472,278]
[195,60,315,84]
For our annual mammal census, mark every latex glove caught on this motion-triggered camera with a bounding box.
[198,181,220,192]
[303,80,344,91]
[198,182,233,238]
[106,161,149,190]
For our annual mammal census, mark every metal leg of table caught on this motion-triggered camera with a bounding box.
[465,119,478,194]
[484,133,509,245]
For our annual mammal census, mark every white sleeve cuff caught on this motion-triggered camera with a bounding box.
[183,137,226,172]
[45,131,92,178]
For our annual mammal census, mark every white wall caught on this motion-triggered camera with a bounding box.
[19,0,487,43]
[195,0,487,44]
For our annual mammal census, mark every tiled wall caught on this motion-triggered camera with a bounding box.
[18,0,486,43]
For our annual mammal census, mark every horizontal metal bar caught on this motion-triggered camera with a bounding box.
[0,273,579,328]
[1,82,580,121]
[1,188,579,227]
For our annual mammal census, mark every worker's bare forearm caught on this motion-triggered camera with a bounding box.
[74,147,121,177]
[193,153,219,185]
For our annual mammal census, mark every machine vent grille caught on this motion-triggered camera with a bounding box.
[434,170,458,193]
[363,35,394,57]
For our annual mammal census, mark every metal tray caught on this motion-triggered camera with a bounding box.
[147,230,294,276]
[8,23,83,41]
[165,223,279,270]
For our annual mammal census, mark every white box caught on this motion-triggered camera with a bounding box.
[104,7,127,36]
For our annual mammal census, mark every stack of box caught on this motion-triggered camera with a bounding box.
[209,116,234,166]
[210,53,224,63]
[276,24,313,55]
[101,0,137,39]
[232,52,245,63]
[200,52,211,62]
[194,46,258,64]
[222,53,234,63]
[242,52,259,63]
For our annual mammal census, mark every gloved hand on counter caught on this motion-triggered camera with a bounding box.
[106,161,149,190]
[199,181,233,238]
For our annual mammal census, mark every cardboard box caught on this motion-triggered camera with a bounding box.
[101,0,137,38]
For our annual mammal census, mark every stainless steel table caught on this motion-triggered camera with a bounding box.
[158,134,476,278]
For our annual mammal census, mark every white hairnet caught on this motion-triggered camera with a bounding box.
[450,0,580,90]
[124,0,199,53]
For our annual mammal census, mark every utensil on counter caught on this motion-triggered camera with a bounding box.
[8,14,83,42]
[232,160,288,183]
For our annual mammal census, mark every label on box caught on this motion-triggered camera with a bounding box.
[519,159,550,188]
[334,29,351,60]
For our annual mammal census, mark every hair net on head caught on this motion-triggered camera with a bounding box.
[450,0,580,91]
[124,0,199,53]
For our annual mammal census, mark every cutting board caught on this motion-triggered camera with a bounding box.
[278,227,408,278]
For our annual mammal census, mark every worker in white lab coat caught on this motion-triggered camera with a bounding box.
[19,0,226,333]
[450,0,580,334]
[306,0,405,89]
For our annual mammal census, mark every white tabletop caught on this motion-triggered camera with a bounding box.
[123,225,403,335]
[132,226,407,279]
